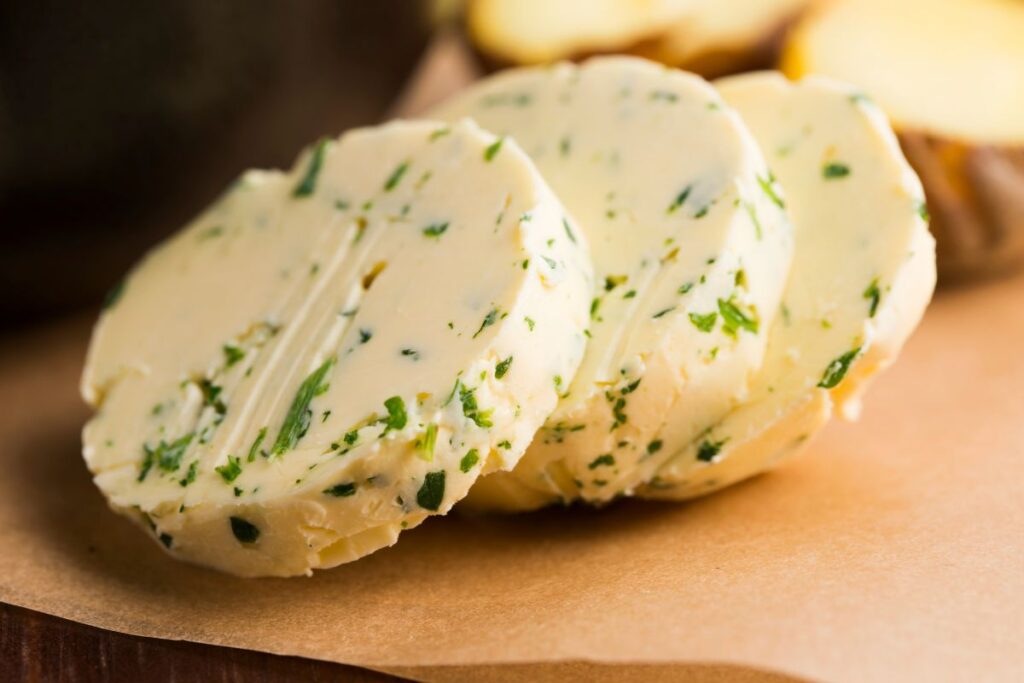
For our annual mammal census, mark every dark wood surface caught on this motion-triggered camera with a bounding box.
[0,602,404,682]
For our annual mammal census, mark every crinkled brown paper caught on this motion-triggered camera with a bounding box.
[3,35,1023,679]
[1,269,1021,683]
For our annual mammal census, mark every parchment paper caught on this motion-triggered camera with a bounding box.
[1,263,1022,681]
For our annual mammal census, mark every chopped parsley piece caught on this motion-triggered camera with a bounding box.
[198,379,227,416]
[223,344,245,368]
[483,136,505,162]
[215,455,243,483]
[179,460,198,487]
[498,439,512,449]
[401,348,420,360]
[416,423,438,461]
[647,440,663,455]
[292,138,329,197]
[718,298,759,336]
[864,278,881,318]
[652,306,676,319]
[916,200,930,222]
[473,308,499,339]
[159,533,173,549]
[524,316,536,331]
[678,282,694,295]
[689,311,717,333]
[563,218,577,243]
[590,297,603,322]
[604,274,628,291]
[696,439,726,463]
[323,482,357,497]
[229,516,260,544]
[818,347,861,389]
[417,471,446,511]
[459,384,493,428]
[359,329,373,344]
[102,278,125,310]
[383,160,410,191]
[623,289,637,299]
[140,432,195,481]
[757,173,785,209]
[343,429,359,446]
[495,356,513,379]
[588,454,615,469]
[380,396,408,434]
[460,449,480,473]
[823,162,851,180]
[649,90,678,102]
[429,126,451,142]
[247,427,267,462]
[667,184,692,214]
[271,357,335,455]
[423,222,449,239]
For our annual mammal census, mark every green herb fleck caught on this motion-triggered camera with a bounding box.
[524,316,536,331]
[689,311,717,333]
[818,347,861,389]
[495,356,513,379]
[483,137,505,162]
[697,439,726,463]
[102,278,125,310]
[473,308,499,339]
[588,454,615,469]
[247,426,267,462]
[323,482,357,497]
[429,127,451,142]
[667,185,692,214]
[718,298,759,336]
[678,282,694,295]
[416,423,438,461]
[423,222,449,239]
[460,449,480,473]
[864,278,881,318]
[647,440,663,455]
[757,173,785,209]
[823,162,851,180]
[916,200,930,222]
[179,460,198,487]
[215,455,243,483]
[223,344,245,368]
[652,306,676,319]
[604,274,627,291]
[380,396,408,433]
[292,138,329,198]
[230,516,260,544]
[384,160,410,191]
[159,533,173,549]
[417,471,446,511]
[271,357,335,455]
[460,384,493,428]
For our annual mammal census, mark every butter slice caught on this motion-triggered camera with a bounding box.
[433,57,793,509]
[641,73,936,500]
[81,119,592,576]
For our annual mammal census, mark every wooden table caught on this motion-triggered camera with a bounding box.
[1,602,401,682]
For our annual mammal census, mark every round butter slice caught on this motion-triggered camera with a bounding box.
[81,119,592,576]
[641,73,936,500]
[432,57,792,509]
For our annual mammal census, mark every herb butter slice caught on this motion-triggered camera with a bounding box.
[432,57,793,509]
[81,119,592,576]
[641,73,936,500]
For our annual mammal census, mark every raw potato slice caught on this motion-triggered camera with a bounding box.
[465,0,813,77]
[640,73,936,500]
[633,0,811,78]
[80,119,593,576]
[781,0,1024,280]
[433,57,792,510]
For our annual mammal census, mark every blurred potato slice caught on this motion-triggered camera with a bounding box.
[782,0,1024,280]
[466,0,813,76]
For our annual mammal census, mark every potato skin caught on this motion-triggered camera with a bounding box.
[898,133,1024,282]
[463,3,807,79]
